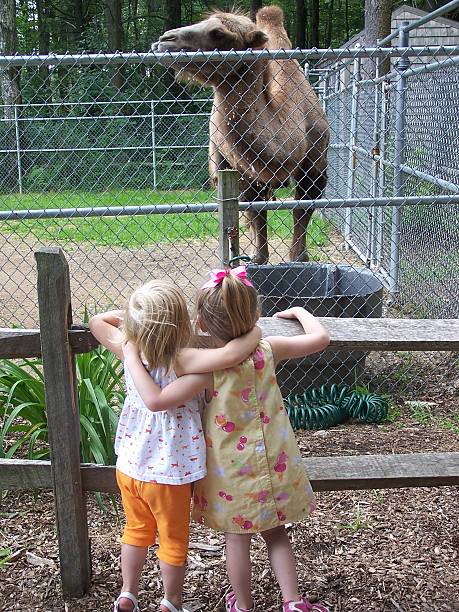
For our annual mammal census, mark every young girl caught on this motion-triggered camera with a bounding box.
[125,267,331,612]
[88,279,261,612]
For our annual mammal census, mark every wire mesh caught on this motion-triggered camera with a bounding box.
[0,40,458,398]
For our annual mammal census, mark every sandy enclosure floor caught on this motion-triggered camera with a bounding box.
[0,225,363,328]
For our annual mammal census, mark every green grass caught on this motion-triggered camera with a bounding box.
[339,506,373,532]
[440,415,459,435]
[0,188,331,249]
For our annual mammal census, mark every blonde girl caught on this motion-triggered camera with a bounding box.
[125,267,331,612]
[89,279,260,612]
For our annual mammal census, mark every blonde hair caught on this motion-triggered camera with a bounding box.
[196,271,259,344]
[123,279,191,372]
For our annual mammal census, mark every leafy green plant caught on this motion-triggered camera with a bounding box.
[385,404,402,424]
[339,506,373,532]
[0,346,124,465]
[372,489,385,504]
[440,415,459,436]
[405,400,434,425]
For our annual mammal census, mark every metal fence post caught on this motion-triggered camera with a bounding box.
[390,21,410,299]
[35,247,91,598]
[322,72,329,115]
[14,104,23,194]
[376,78,390,269]
[345,55,361,246]
[217,169,240,266]
[368,57,382,268]
[151,99,157,189]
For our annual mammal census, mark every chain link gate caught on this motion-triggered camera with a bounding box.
[1,9,458,398]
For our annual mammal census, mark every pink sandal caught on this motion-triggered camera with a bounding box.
[225,591,255,612]
[283,598,329,612]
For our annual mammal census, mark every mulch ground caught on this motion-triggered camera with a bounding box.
[1,399,458,612]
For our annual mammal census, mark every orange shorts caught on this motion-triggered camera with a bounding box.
[116,469,191,566]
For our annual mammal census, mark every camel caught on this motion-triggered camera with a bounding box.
[153,5,329,264]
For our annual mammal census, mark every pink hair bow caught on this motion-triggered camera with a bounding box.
[201,265,254,289]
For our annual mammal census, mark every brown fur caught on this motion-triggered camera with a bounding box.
[153,6,330,263]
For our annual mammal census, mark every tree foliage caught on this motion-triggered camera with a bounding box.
[8,0,369,57]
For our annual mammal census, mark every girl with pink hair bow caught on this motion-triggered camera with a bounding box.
[126,267,331,612]
[89,278,260,612]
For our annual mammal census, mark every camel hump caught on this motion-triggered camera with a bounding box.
[255,5,285,27]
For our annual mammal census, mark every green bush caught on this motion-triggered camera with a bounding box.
[0,345,124,465]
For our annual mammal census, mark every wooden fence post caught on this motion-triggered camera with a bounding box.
[35,247,91,597]
[217,169,240,266]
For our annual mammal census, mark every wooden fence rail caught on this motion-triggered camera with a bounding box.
[2,452,459,494]
[0,246,458,598]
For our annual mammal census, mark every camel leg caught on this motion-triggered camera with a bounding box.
[291,166,327,262]
[241,182,270,265]
[244,208,268,264]
[290,208,314,262]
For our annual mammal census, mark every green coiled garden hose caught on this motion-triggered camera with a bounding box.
[285,384,389,430]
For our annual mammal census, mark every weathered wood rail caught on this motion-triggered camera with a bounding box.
[2,316,459,360]
[0,246,458,598]
[2,452,459,494]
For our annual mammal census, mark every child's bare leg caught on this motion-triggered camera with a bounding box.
[225,532,254,610]
[261,526,299,602]
[159,560,186,611]
[119,543,148,610]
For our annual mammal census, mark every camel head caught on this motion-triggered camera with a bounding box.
[152,11,268,53]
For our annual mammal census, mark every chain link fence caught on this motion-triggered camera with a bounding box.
[1,27,458,397]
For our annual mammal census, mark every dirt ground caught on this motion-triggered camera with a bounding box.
[1,230,458,611]
[0,225,363,328]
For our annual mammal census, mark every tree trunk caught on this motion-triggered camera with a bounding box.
[131,0,139,42]
[105,0,124,50]
[311,0,319,48]
[162,0,182,99]
[0,0,22,118]
[251,0,263,22]
[345,0,350,40]
[36,0,52,105]
[363,0,392,45]
[0,0,23,191]
[146,0,162,44]
[295,0,307,48]
[326,0,334,47]
[164,0,181,31]
[105,0,124,91]
[362,0,392,75]
[72,0,84,47]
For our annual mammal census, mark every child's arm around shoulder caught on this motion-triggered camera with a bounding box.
[123,342,210,412]
[176,325,262,375]
[265,307,330,365]
[88,310,124,359]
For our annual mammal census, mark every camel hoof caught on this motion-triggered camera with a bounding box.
[251,251,269,265]
[289,248,309,262]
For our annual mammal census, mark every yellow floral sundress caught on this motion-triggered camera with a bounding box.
[192,339,316,533]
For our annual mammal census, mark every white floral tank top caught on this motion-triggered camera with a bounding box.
[115,364,206,485]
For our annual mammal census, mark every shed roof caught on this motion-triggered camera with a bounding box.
[343,4,459,48]
[316,4,459,67]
